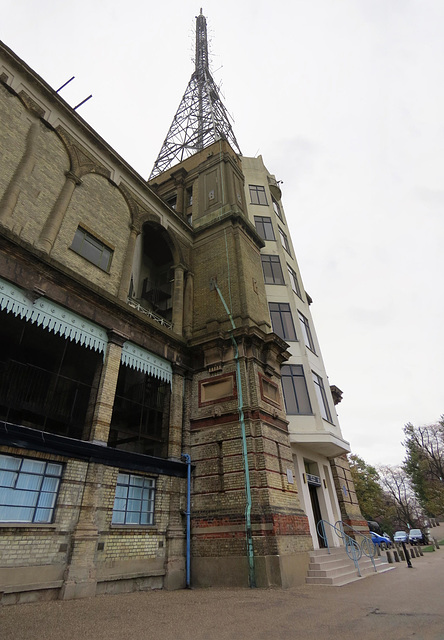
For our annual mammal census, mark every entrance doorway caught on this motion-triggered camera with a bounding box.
[309,484,327,548]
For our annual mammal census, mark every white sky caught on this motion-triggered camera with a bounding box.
[2,1,443,467]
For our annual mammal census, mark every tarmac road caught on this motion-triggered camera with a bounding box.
[2,524,444,640]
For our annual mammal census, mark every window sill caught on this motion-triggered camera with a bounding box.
[0,522,57,529]
[110,524,157,530]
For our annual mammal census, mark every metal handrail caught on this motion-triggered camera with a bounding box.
[317,519,363,576]
[127,298,173,329]
[336,521,377,572]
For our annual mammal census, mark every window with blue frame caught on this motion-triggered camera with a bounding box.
[0,454,63,523]
[112,473,155,525]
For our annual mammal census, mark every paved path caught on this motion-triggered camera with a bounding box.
[2,525,444,640]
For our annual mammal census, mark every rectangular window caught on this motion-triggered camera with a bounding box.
[298,311,316,353]
[272,196,283,221]
[281,365,312,415]
[249,184,268,205]
[71,227,113,272]
[261,254,284,285]
[287,264,302,298]
[254,216,275,241]
[112,473,155,525]
[269,302,297,341]
[0,454,62,523]
[165,194,177,210]
[109,367,170,458]
[279,227,291,256]
[312,372,333,422]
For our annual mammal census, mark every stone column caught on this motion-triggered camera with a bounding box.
[0,121,39,224]
[168,365,185,461]
[164,365,187,589]
[233,228,248,320]
[171,264,185,336]
[37,170,82,253]
[224,158,236,207]
[118,224,139,301]
[171,167,187,215]
[183,271,194,339]
[60,462,106,600]
[164,475,186,590]
[329,455,368,534]
[89,330,127,445]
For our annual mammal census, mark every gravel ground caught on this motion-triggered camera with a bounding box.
[2,524,444,640]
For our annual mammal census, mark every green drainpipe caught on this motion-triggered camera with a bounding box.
[213,281,256,588]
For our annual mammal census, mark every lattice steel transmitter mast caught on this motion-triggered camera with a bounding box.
[149,9,241,179]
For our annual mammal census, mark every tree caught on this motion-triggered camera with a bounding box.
[377,464,422,529]
[403,418,444,517]
[348,454,385,521]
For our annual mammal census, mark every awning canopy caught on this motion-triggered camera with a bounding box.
[0,278,172,384]
[0,277,107,354]
[121,341,172,385]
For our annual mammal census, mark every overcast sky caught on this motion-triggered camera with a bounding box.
[3,1,443,467]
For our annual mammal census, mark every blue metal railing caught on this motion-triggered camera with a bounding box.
[317,519,377,577]
[336,521,377,573]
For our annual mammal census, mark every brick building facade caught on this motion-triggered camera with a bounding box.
[0,32,364,604]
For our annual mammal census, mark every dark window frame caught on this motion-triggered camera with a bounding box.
[254,216,275,241]
[281,364,312,415]
[287,264,302,298]
[70,226,113,272]
[272,196,283,221]
[269,302,297,341]
[249,184,268,206]
[312,371,333,423]
[279,227,291,256]
[298,311,316,353]
[261,254,285,285]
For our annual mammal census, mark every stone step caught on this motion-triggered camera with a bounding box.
[305,546,395,586]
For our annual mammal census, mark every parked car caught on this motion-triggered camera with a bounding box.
[367,520,383,535]
[393,530,408,543]
[408,528,424,545]
[371,532,392,548]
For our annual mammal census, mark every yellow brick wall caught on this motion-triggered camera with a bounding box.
[51,173,131,296]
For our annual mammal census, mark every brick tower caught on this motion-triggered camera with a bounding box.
[148,11,314,587]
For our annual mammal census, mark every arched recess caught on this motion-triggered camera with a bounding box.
[130,221,181,325]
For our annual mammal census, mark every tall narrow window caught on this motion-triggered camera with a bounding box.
[279,227,291,256]
[287,264,302,298]
[71,227,113,272]
[269,303,297,341]
[109,366,170,457]
[298,311,316,353]
[0,454,63,523]
[254,216,275,241]
[272,196,283,221]
[249,184,268,205]
[261,255,284,285]
[281,365,312,415]
[312,372,333,422]
[112,473,155,525]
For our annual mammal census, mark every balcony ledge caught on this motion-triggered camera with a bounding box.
[289,430,351,458]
